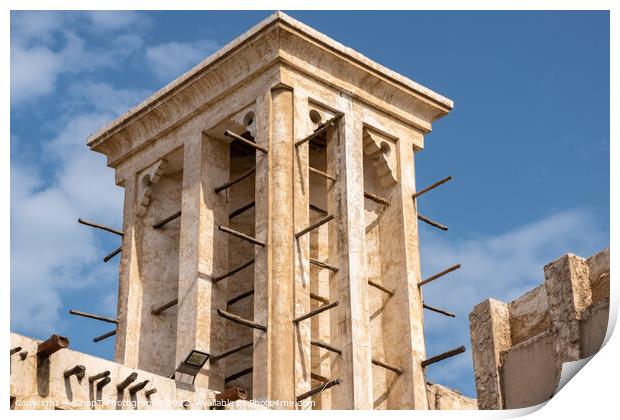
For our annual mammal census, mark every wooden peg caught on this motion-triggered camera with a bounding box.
[37,334,69,358]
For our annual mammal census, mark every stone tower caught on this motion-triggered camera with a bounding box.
[87,12,454,409]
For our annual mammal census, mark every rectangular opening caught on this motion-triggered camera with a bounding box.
[222,130,257,396]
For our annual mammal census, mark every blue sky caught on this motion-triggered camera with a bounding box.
[10,11,609,398]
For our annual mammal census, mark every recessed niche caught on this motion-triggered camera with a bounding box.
[243,111,255,126]
[380,141,391,156]
[309,109,322,124]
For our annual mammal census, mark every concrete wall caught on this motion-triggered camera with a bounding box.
[469,248,610,409]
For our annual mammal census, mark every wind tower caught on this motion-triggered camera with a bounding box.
[86,12,459,409]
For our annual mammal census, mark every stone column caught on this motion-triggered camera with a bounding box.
[114,174,143,368]
[175,129,229,390]
[469,298,511,409]
[252,85,296,407]
[380,138,428,409]
[292,92,312,406]
[544,254,592,362]
[327,97,373,409]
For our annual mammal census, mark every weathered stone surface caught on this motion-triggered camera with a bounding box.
[292,90,313,407]
[11,333,219,410]
[508,285,550,345]
[469,299,511,409]
[469,249,609,410]
[587,248,610,305]
[175,129,228,391]
[327,95,373,409]
[253,85,296,407]
[425,383,477,410]
[544,254,592,362]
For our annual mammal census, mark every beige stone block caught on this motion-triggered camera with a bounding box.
[587,248,610,304]
[544,253,592,362]
[508,285,550,345]
[426,383,477,410]
[469,299,511,409]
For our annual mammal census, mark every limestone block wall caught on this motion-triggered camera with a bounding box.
[469,248,610,409]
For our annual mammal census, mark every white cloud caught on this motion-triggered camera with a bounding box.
[9,11,192,338]
[65,82,151,117]
[11,11,147,106]
[11,11,147,45]
[420,208,607,395]
[421,208,606,307]
[84,11,147,32]
[145,39,219,82]
[10,83,147,337]
[11,12,215,106]
[10,44,63,104]
[10,147,121,334]
[10,165,100,332]
[10,11,65,45]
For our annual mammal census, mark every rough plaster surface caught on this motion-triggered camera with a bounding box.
[508,285,550,346]
[9,333,267,410]
[469,249,610,409]
[544,254,592,362]
[11,315,476,412]
[469,299,511,409]
[587,248,610,305]
[425,383,477,410]
[137,170,182,377]
[580,300,609,358]
[327,96,373,409]
[501,332,558,409]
